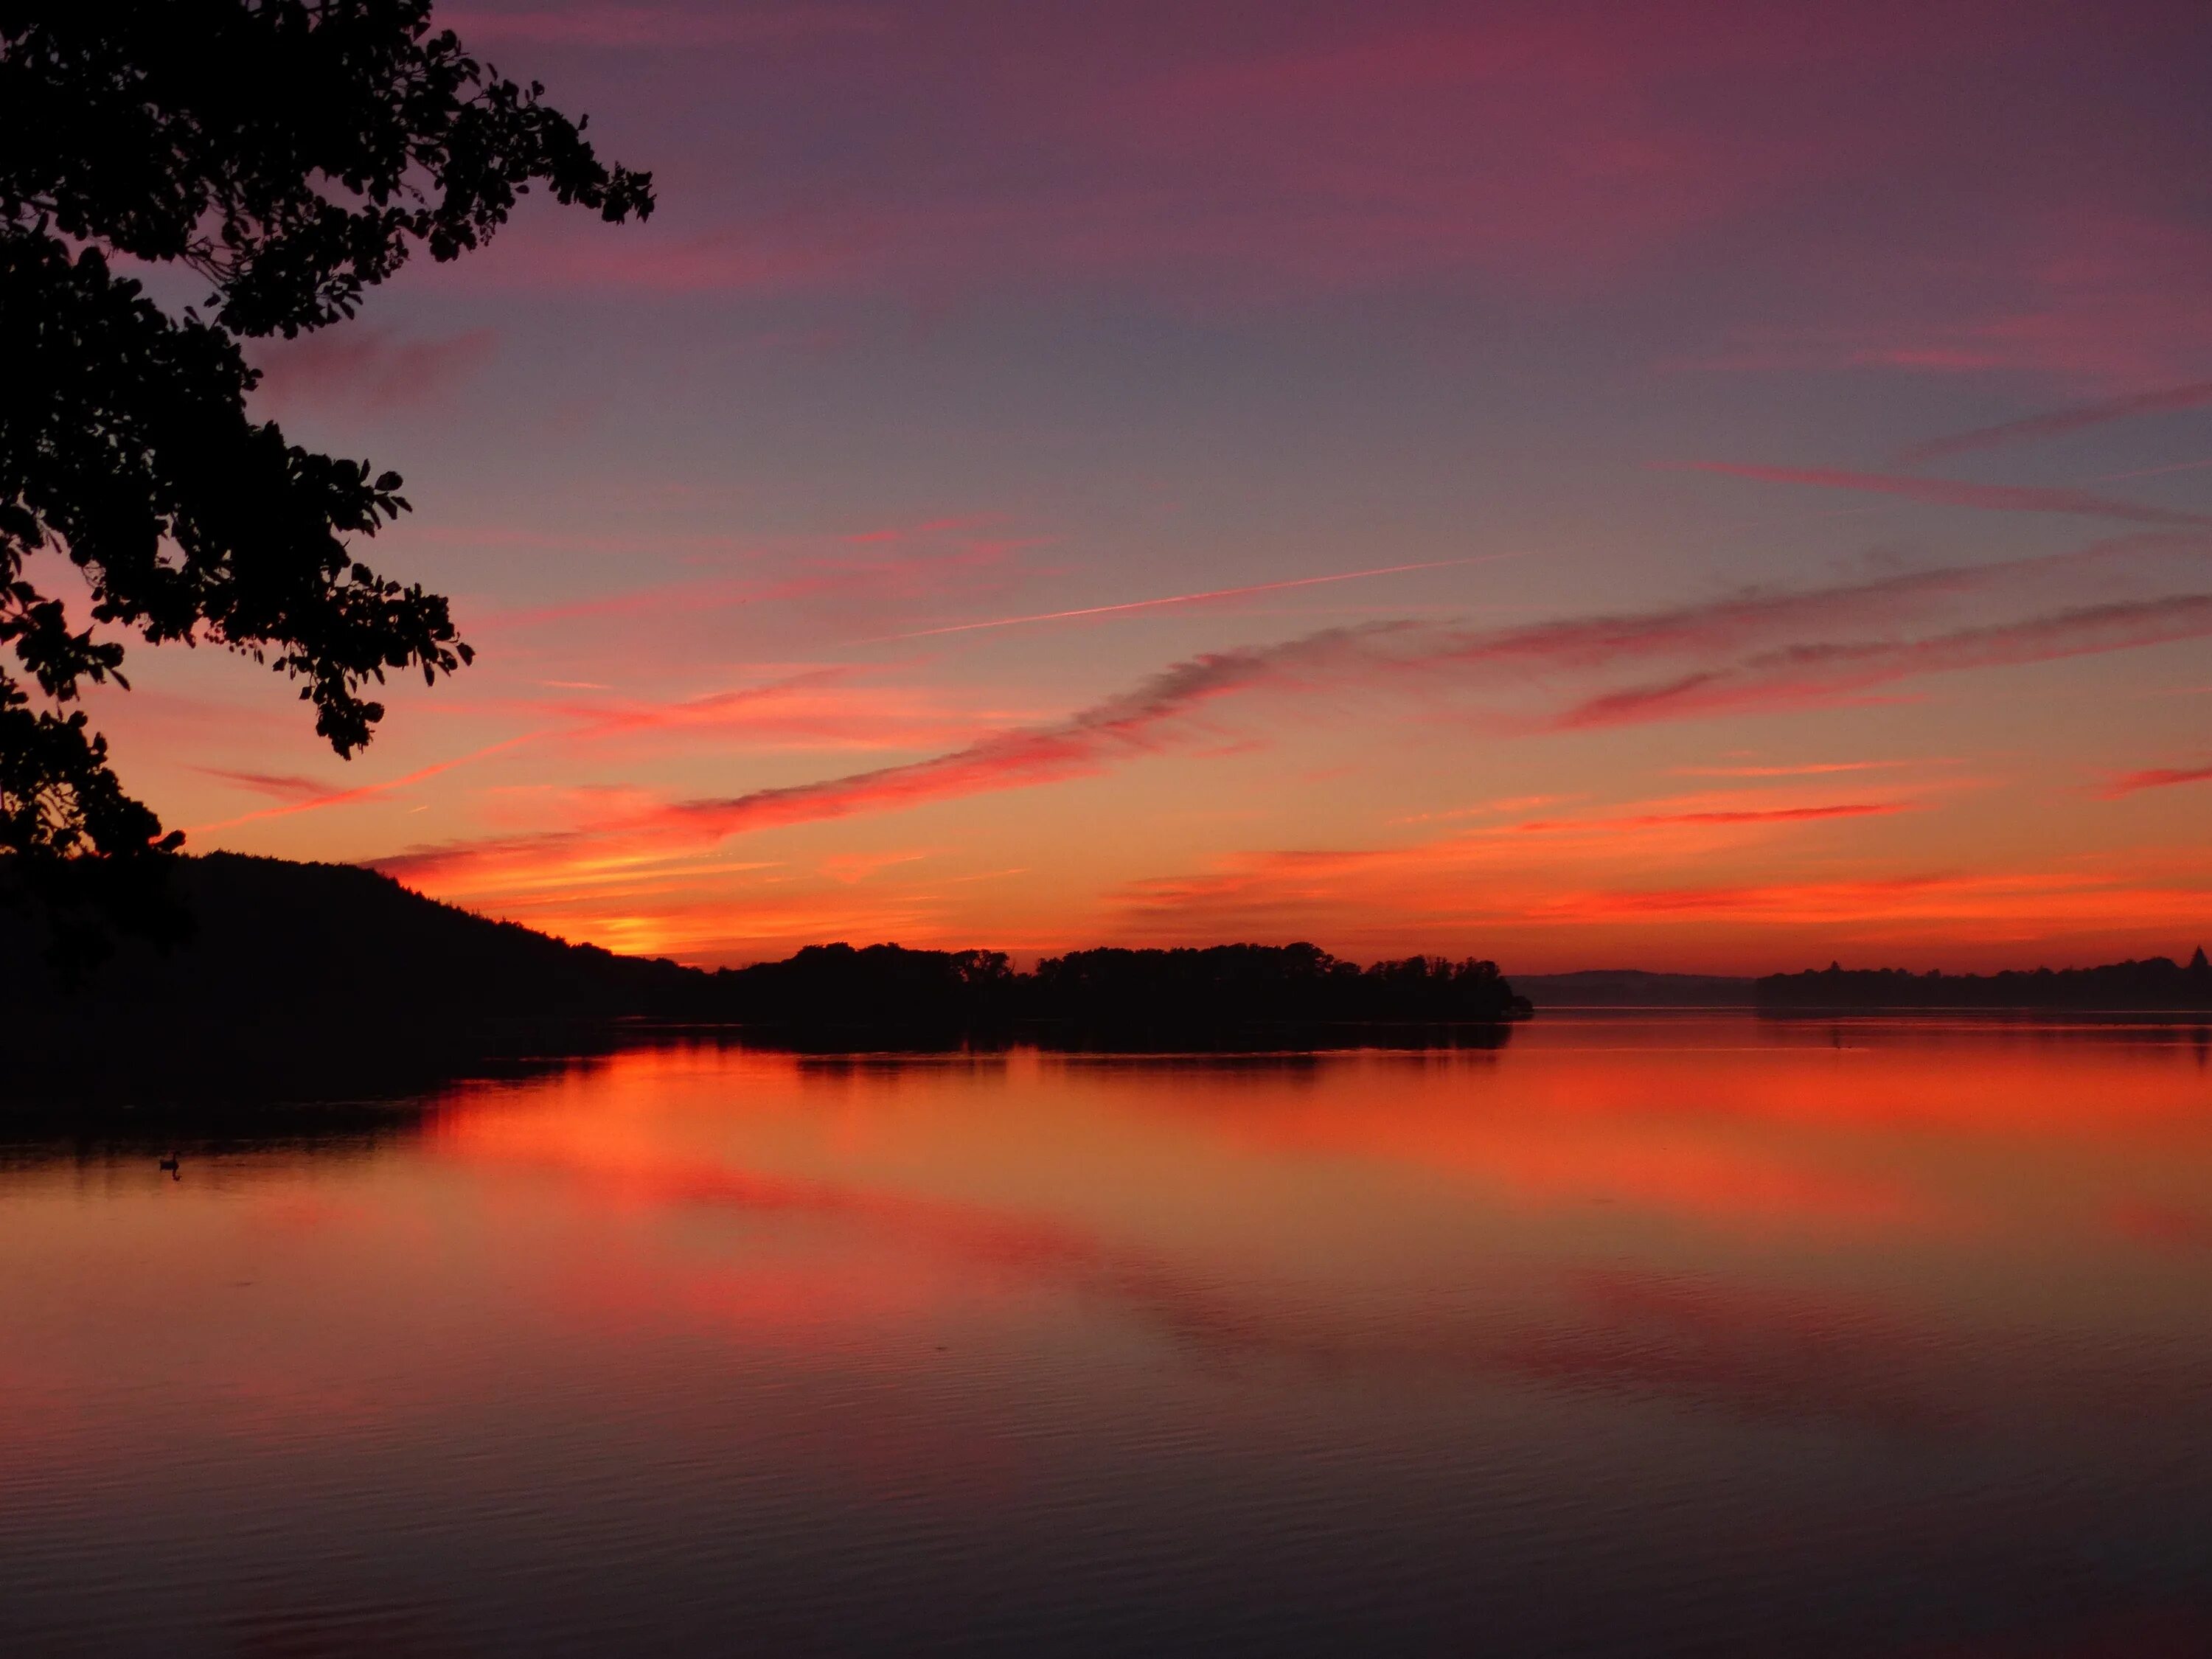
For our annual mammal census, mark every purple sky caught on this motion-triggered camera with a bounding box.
[104,0,2212,968]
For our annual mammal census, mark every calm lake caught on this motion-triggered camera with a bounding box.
[6,1015,2212,1657]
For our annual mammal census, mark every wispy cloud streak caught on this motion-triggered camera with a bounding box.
[246,327,498,415]
[189,735,542,835]
[1559,595,2212,729]
[194,768,351,804]
[2098,760,2212,797]
[1896,380,2212,470]
[1513,801,1913,833]
[482,540,1029,633]
[372,535,2212,893]
[375,625,1409,883]
[1679,462,2211,527]
[1105,840,2211,962]
[866,556,1507,641]
[531,669,1015,752]
[1672,760,1919,777]
[442,4,885,49]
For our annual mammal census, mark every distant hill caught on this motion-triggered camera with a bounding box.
[1756,953,2212,1012]
[4,852,705,1020]
[1513,970,1755,1008]
[2,854,715,1103]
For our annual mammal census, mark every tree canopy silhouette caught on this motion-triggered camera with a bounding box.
[1028,944,1530,1031]
[0,1,651,966]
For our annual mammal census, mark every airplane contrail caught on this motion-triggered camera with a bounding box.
[863,554,1518,643]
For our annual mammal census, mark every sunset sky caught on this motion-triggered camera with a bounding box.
[95,0,2212,971]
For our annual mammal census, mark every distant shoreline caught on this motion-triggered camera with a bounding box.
[1753,954,2212,1013]
[7,858,2206,1111]
[1517,961,2212,1013]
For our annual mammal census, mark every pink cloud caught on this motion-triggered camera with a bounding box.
[246,327,498,415]
[1512,801,1915,834]
[2098,760,2212,797]
[420,5,1961,305]
[187,736,541,835]
[371,4,2212,408]
[1558,595,2212,729]
[533,670,1019,754]
[175,534,2184,882]
[1672,760,1924,777]
[439,10,2212,420]
[370,535,2212,900]
[190,673,1027,839]
[473,534,1035,635]
[1895,378,2212,470]
[371,623,1404,887]
[192,768,347,804]
[1688,210,2212,390]
[1678,462,2210,527]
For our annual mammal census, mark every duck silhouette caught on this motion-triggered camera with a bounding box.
[158,1153,180,1180]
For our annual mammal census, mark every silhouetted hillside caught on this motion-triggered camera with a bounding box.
[1756,951,2212,1012]
[3,855,1534,1100]
[4,852,705,1019]
[2,853,715,1102]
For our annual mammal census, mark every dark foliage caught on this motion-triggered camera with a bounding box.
[712,942,1015,1040]
[703,941,1531,1043]
[1510,970,1755,1008]
[1756,950,2212,1012]
[2,852,707,1103]
[5,856,1533,1102]
[1027,944,1531,1032]
[4,851,698,1015]
[0,1,650,966]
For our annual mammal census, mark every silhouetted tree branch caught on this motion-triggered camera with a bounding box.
[0,1,651,968]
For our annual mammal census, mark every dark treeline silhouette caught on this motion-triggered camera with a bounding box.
[1030,943,1528,1032]
[4,855,1530,1102]
[1756,950,2212,1012]
[1512,970,1755,1008]
[717,943,1014,1038]
[726,939,1530,1046]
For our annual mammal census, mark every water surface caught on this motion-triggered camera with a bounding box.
[7,1016,2212,1655]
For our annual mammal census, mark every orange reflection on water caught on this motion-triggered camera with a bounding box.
[423,1020,2212,1262]
[7,1017,2212,1655]
[394,1019,2212,1412]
